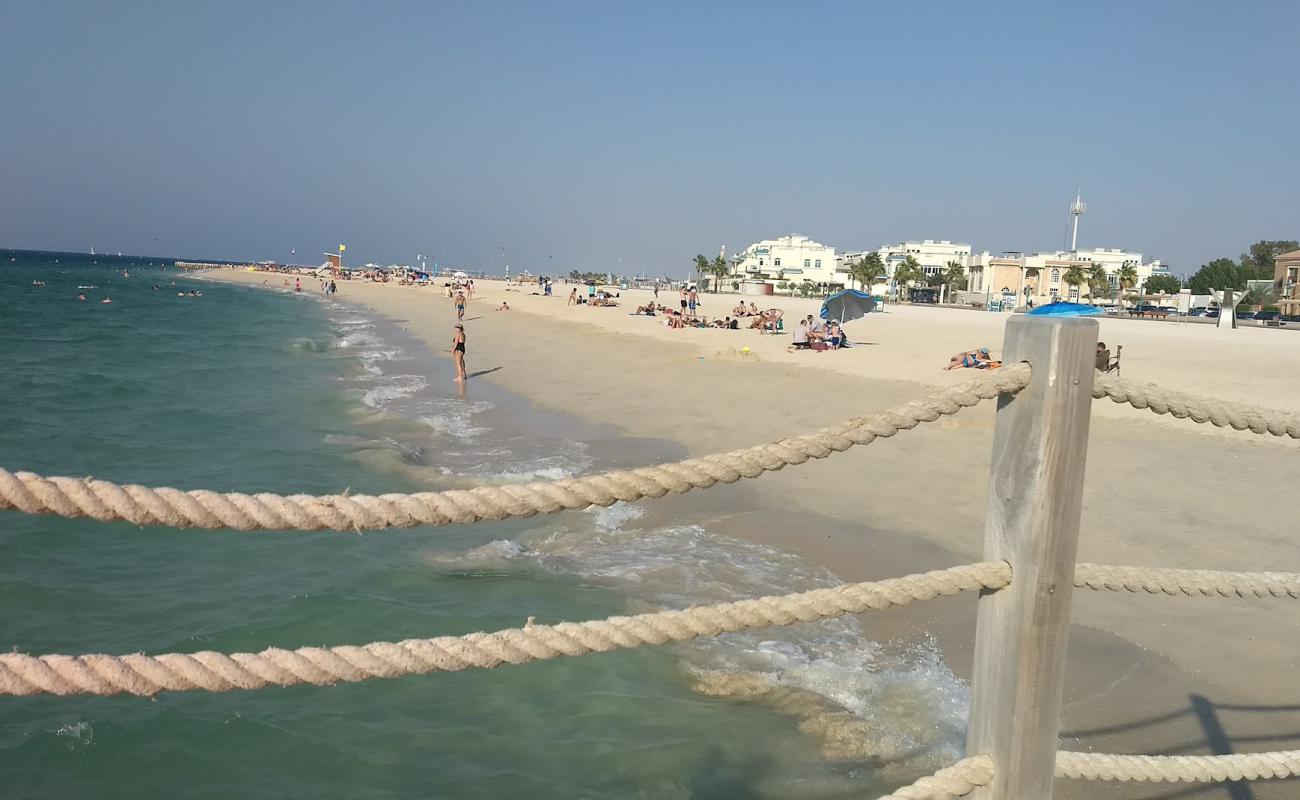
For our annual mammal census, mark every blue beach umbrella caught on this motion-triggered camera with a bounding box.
[1026,300,1103,317]
[820,289,877,323]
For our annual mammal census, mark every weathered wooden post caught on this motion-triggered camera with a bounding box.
[966,315,1098,799]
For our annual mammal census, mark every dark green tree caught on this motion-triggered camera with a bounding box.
[1187,258,1246,294]
[1144,274,1183,294]
[1239,240,1298,280]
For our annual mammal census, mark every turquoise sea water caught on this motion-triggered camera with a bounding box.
[0,251,967,798]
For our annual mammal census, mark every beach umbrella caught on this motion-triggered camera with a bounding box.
[1027,300,1103,317]
[453,271,469,279]
[820,289,877,323]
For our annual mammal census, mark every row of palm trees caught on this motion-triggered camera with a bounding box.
[693,254,729,291]
[1058,263,1139,301]
[846,254,966,296]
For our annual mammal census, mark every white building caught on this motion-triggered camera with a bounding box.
[732,234,838,287]
[1065,248,1169,293]
[877,240,973,277]
[836,239,973,293]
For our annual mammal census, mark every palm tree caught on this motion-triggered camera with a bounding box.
[693,254,710,287]
[849,253,885,292]
[710,255,729,292]
[1087,265,1109,303]
[1062,265,1087,300]
[943,261,966,295]
[892,256,924,300]
[1118,264,1139,300]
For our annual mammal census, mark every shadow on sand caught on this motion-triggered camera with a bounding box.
[1061,695,1300,799]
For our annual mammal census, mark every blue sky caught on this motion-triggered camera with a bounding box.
[2,0,1296,276]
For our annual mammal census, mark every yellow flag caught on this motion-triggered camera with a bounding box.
[339,244,346,252]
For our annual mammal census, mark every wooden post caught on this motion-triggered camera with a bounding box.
[966,315,1098,799]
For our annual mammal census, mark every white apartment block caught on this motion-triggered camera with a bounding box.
[878,240,973,277]
[836,240,973,292]
[733,234,838,285]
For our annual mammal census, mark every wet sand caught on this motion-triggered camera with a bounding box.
[205,269,1300,798]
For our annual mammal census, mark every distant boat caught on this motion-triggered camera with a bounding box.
[117,251,122,257]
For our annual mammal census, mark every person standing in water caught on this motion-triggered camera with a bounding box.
[295,277,301,293]
[449,323,467,382]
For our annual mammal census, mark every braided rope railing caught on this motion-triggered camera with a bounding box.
[0,562,1009,697]
[1074,563,1300,599]
[1093,373,1300,439]
[0,365,1031,532]
[874,755,994,800]
[872,747,1300,799]
[1057,749,1300,783]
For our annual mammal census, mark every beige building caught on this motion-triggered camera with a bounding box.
[968,252,1096,307]
[1275,249,1300,313]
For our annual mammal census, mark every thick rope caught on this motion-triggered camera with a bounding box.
[0,561,1009,697]
[1057,749,1300,783]
[1075,563,1300,599]
[0,365,1031,532]
[874,755,994,800]
[1093,373,1300,439]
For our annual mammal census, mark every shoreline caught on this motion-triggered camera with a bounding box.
[200,268,1300,793]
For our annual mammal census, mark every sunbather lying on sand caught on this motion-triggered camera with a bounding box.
[944,348,1001,370]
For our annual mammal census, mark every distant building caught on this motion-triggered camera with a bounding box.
[733,235,838,287]
[877,240,973,277]
[1275,248,1300,314]
[967,247,1169,306]
[726,231,1170,305]
[838,239,972,293]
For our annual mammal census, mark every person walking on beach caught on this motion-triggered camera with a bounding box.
[449,324,467,382]
[567,287,578,306]
[453,289,466,322]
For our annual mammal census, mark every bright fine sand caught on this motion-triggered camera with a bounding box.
[210,270,1300,797]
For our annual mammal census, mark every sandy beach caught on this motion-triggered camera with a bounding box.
[207,269,1300,797]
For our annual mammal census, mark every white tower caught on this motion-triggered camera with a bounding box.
[1069,192,1086,252]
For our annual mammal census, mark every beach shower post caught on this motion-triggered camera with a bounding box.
[966,315,1098,799]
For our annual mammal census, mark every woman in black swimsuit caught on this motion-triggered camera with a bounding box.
[450,324,467,382]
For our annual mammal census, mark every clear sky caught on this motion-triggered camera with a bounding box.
[2,0,1297,277]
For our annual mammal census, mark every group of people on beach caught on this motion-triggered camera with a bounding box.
[567,286,619,307]
[630,302,741,329]
[791,315,848,351]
